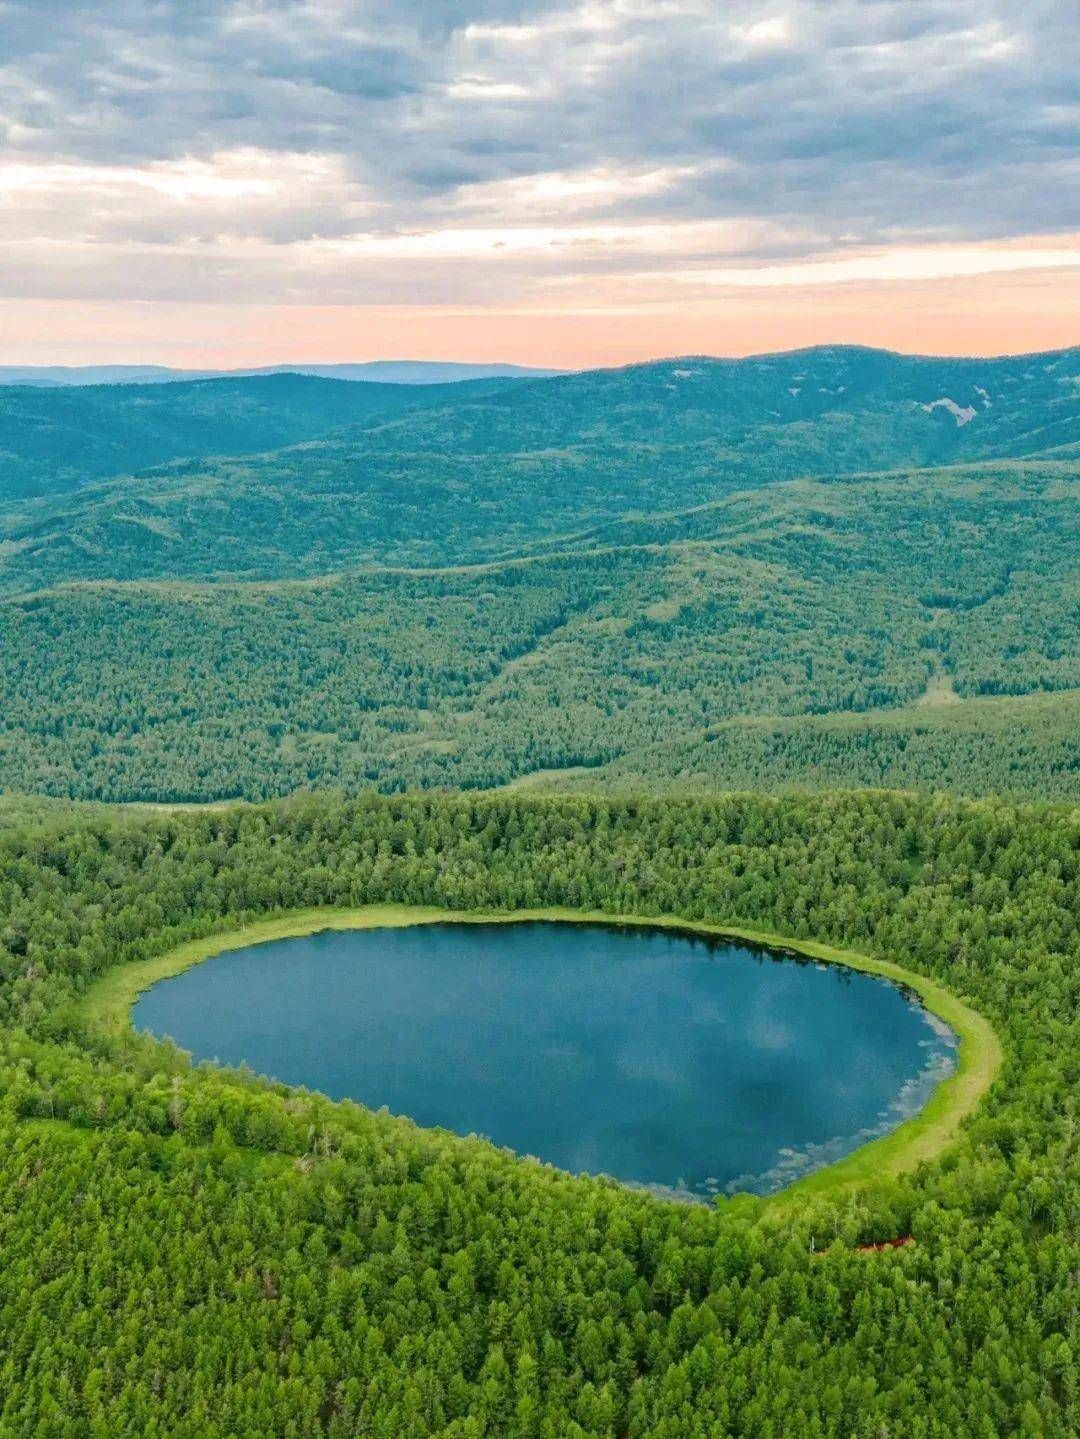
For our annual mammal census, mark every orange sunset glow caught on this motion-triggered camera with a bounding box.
[2,2,1077,367]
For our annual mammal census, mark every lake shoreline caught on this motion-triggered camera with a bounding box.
[79,903,1001,1205]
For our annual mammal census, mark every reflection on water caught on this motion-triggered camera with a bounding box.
[134,921,957,1199]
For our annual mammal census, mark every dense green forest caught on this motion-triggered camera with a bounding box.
[4,345,1077,509]
[2,348,1078,589]
[0,349,1078,1435]
[552,690,1080,801]
[0,346,1075,804]
[0,790,1075,1436]
[1,460,1075,800]
[0,372,515,502]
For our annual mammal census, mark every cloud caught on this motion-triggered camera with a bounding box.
[0,0,1077,310]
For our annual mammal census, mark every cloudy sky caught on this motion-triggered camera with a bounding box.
[1,0,1077,365]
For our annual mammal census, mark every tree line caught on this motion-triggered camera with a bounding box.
[0,463,1075,804]
[0,789,1075,1435]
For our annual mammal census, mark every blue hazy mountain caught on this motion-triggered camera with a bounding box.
[0,361,567,387]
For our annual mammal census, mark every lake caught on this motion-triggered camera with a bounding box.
[133,920,957,1198]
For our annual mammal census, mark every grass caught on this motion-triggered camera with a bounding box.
[78,904,1002,1205]
[502,765,604,790]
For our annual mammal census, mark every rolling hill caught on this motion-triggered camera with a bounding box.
[0,371,518,502]
[2,345,1078,591]
[1,460,1074,802]
[338,344,1080,459]
[0,344,1075,803]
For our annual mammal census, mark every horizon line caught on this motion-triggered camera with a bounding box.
[3,337,1078,377]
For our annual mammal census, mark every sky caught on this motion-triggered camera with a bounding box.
[1,0,1078,368]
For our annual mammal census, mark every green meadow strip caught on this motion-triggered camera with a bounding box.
[80,904,1001,1203]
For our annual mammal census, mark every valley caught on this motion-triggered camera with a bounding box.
[0,440,1074,802]
[0,344,1076,1439]
[5,7,1077,1432]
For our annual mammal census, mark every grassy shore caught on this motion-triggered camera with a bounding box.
[79,904,1001,1205]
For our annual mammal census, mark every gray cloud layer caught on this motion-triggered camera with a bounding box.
[0,1,1077,303]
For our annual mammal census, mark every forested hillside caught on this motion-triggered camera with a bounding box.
[0,791,1075,1436]
[550,691,1080,801]
[0,345,1076,803]
[0,372,514,501]
[0,354,1077,1436]
[0,460,1075,800]
[342,344,1080,462]
[2,345,1078,585]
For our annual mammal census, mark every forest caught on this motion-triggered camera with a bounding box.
[0,346,1076,804]
[5,0,1080,1419]
[0,346,1077,1436]
[0,789,1076,1436]
[0,459,1075,801]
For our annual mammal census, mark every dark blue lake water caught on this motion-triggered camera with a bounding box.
[133,921,956,1198]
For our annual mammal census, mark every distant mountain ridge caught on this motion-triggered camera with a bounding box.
[0,343,1077,583]
[0,340,1076,803]
[0,371,522,501]
[1,461,1074,801]
[0,361,568,387]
